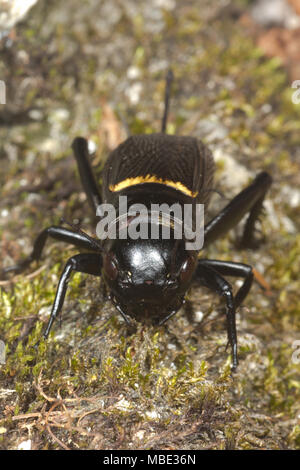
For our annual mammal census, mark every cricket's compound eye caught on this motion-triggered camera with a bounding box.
[103,252,119,281]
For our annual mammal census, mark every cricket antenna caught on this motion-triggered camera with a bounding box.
[161,68,174,133]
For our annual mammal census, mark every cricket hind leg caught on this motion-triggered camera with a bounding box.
[204,171,272,249]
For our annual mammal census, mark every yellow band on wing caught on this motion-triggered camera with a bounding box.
[109,175,198,198]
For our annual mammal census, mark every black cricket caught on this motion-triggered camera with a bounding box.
[2,71,272,370]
